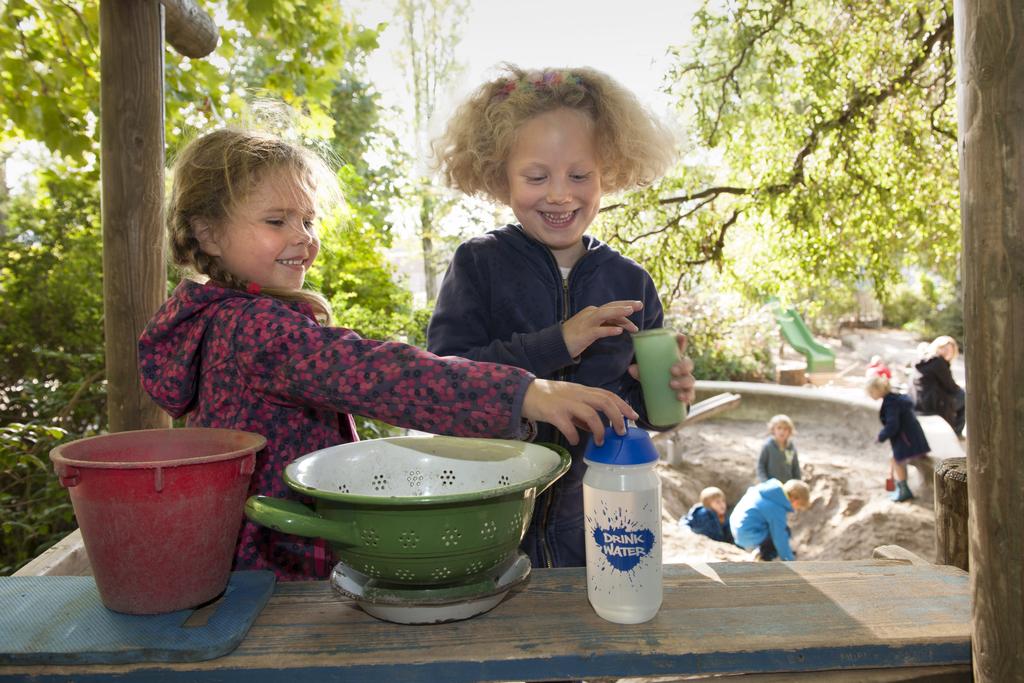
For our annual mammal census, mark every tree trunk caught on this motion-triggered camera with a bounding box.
[933,457,968,571]
[955,0,1024,679]
[0,152,7,238]
[100,0,171,431]
[420,192,437,302]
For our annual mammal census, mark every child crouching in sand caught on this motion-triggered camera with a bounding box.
[681,486,733,543]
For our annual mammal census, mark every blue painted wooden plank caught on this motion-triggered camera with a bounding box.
[0,642,973,683]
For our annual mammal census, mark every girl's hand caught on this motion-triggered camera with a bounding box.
[522,379,639,446]
[561,300,643,359]
[628,333,697,404]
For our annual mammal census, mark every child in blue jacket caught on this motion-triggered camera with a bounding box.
[428,66,696,568]
[730,479,809,561]
[681,486,733,543]
[867,375,931,503]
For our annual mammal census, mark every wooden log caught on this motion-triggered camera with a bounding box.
[100,0,171,431]
[160,0,218,59]
[683,392,742,426]
[653,393,742,465]
[933,458,968,571]
[776,362,807,386]
[955,0,1024,679]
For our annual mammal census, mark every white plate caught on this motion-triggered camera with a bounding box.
[330,552,531,624]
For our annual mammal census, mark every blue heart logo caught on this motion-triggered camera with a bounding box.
[592,525,654,572]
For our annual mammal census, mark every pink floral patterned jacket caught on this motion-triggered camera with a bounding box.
[138,280,532,580]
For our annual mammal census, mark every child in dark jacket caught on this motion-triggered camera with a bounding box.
[138,128,637,581]
[428,66,696,569]
[913,335,965,438]
[681,486,733,543]
[867,375,931,502]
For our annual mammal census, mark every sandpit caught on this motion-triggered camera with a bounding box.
[659,385,942,565]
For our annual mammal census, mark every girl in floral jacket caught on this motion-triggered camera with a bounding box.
[138,128,635,580]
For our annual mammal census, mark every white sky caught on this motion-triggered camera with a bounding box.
[355,0,703,130]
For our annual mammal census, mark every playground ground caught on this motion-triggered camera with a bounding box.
[661,326,963,564]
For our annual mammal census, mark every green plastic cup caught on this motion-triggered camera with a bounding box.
[631,328,686,427]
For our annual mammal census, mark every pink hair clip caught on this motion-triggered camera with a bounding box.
[493,71,583,102]
[492,79,518,102]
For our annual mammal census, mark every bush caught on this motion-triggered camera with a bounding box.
[667,295,775,382]
[882,275,963,344]
[0,422,79,575]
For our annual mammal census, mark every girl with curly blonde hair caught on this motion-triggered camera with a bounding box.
[427,65,694,570]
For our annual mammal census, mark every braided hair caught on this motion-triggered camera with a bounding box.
[166,128,336,322]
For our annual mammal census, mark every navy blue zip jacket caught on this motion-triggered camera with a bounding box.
[878,392,931,462]
[427,224,667,568]
[683,504,733,543]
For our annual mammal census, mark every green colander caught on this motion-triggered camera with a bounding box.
[244,436,569,586]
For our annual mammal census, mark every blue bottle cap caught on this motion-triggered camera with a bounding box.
[583,423,659,465]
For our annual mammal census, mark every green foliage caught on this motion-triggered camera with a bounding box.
[883,274,963,343]
[0,422,78,575]
[0,165,104,388]
[598,0,959,317]
[0,1,98,160]
[667,293,775,382]
[883,282,935,328]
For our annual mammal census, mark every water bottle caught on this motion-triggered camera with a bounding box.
[583,423,662,623]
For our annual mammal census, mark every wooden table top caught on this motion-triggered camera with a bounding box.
[0,560,971,682]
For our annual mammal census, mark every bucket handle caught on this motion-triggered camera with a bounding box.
[244,496,359,546]
[57,465,81,488]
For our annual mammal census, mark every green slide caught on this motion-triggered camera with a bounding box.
[772,305,836,372]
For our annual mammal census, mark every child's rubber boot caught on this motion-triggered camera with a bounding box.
[890,480,914,503]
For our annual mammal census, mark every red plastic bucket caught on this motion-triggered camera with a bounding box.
[49,428,266,614]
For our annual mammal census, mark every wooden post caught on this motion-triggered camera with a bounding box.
[100,0,171,431]
[933,458,968,571]
[955,0,1024,679]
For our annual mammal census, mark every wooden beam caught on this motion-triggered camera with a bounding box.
[872,545,930,566]
[933,458,968,571]
[100,0,171,431]
[954,0,1024,680]
[160,0,218,59]
[11,530,91,577]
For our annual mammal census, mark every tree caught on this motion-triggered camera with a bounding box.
[393,0,468,302]
[598,0,959,315]
[0,0,412,570]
